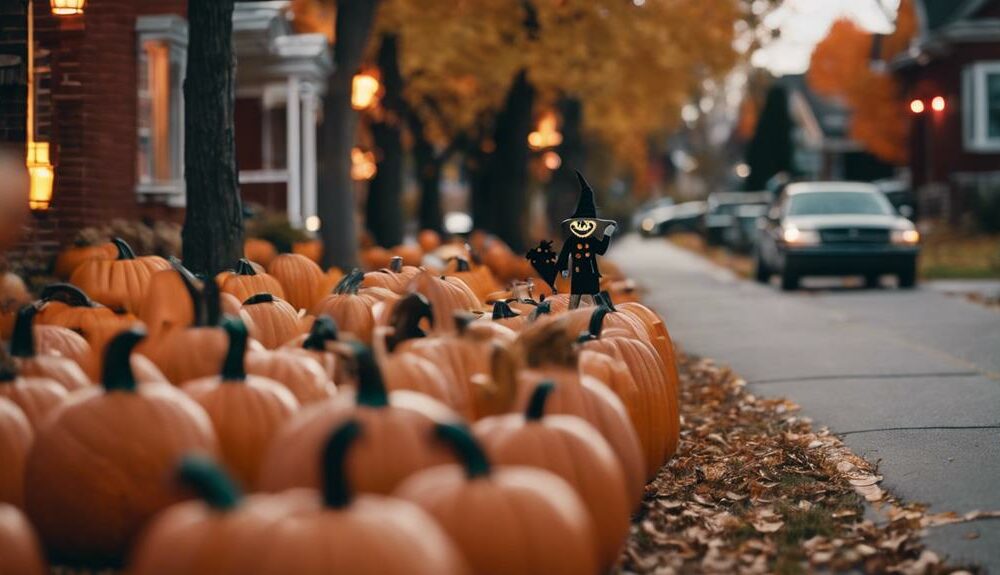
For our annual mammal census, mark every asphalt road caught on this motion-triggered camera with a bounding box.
[610,235,1000,571]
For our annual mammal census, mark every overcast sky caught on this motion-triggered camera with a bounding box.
[752,0,902,76]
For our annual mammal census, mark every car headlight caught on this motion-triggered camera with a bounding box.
[641,218,655,232]
[782,226,820,245]
[891,229,920,245]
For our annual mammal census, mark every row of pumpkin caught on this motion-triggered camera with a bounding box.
[0,235,678,574]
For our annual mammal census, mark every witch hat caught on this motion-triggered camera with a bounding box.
[570,171,598,219]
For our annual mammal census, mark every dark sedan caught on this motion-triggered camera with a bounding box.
[754,182,920,290]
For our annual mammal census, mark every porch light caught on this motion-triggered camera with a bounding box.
[528,112,562,150]
[909,99,925,114]
[931,96,946,112]
[50,0,86,15]
[27,142,54,210]
[351,73,380,110]
[542,151,562,170]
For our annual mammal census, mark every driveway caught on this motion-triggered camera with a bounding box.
[610,235,1000,571]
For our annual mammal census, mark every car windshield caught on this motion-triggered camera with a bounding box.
[786,191,892,216]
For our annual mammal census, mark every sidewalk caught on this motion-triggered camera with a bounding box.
[610,235,1000,571]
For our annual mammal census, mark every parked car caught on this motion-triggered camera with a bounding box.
[702,191,772,246]
[874,179,917,220]
[631,197,675,232]
[754,182,920,290]
[723,203,769,253]
[638,201,707,237]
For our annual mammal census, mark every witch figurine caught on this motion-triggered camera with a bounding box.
[528,171,617,309]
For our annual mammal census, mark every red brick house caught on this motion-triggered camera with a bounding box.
[893,0,1000,229]
[0,0,330,260]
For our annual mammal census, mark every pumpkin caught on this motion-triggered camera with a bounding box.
[182,319,299,490]
[239,293,305,349]
[580,306,679,472]
[408,270,482,332]
[292,239,323,263]
[138,257,201,340]
[311,269,379,343]
[0,350,67,429]
[0,271,31,340]
[267,253,324,311]
[362,256,421,294]
[250,421,471,575]
[488,300,526,331]
[69,237,170,314]
[360,245,394,271]
[8,305,90,391]
[245,347,336,406]
[391,243,424,267]
[258,343,458,495]
[219,258,285,302]
[418,229,442,253]
[0,398,32,507]
[0,504,47,575]
[394,422,600,575]
[243,237,277,267]
[444,257,500,303]
[54,243,117,280]
[607,294,681,402]
[280,315,341,381]
[474,382,630,569]
[24,328,219,567]
[373,325,460,409]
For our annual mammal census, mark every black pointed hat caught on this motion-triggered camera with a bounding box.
[570,171,598,219]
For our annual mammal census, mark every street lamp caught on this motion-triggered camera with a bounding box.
[351,73,380,110]
[527,112,562,150]
[50,0,86,15]
[931,96,946,112]
[909,99,925,114]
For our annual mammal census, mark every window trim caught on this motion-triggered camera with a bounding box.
[135,15,188,204]
[963,61,1000,153]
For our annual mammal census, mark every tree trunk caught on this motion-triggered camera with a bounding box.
[483,70,534,252]
[319,0,380,269]
[365,35,404,248]
[546,97,585,233]
[182,0,242,276]
[410,113,444,234]
[467,143,494,235]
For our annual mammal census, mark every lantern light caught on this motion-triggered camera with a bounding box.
[351,74,380,110]
[27,142,54,210]
[542,151,562,171]
[50,0,86,15]
[909,99,925,114]
[931,96,946,112]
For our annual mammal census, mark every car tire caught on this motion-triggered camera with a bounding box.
[864,274,881,289]
[780,271,799,291]
[754,254,770,284]
[898,266,917,289]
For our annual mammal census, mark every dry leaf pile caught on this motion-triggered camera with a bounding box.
[616,354,984,575]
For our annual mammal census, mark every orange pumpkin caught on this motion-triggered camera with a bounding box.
[69,237,170,314]
[239,293,305,350]
[417,229,442,253]
[258,343,459,495]
[182,319,299,490]
[474,382,630,569]
[489,300,527,331]
[444,257,501,303]
[362,256,421,294]
[394,422,599,575]
[0,504,47,575]
[267,253,324,311]
[9,305,90,391]
[53,243,117,281]
[245,348,336,406]
[24,328,219,567]
[280,315,341,381]
[311,270,379,343]
[243,237,278,267]
[220,259,285,302]
[138,258,201,340]
[360,245,394,271]
[0,398,32,508]
[408,270,482,332]
[373,324,460,410]
[0,351,67,429]
[391,243,424,267]
[292,239,323,263]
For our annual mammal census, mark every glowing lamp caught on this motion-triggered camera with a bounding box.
[351,74,380,110]
[542,151,562,170]
[931,96,946,112]
[909,99,925,114]
[50,0,86,15]
[27,142,54,211]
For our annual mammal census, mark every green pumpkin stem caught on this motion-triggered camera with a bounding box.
[303,316,339,350]
[389,256,403,273]
[333,269,363,295]
[102,328,146,392]
[528,300,551,323]
[321,420,362,509]
[525,381,555,421]
[234,259,257,276]
[588,305,609,339]
[221,318,248,381]
[386,293,433,351]
[242,293,275,306]
[492,300,518,320]
[454,312,476,335]
[349,342,389,407]
[173,261,206,326]
[177,455,243,511]
[453,257,471,272]
[111,237,136,260]
[10,305,38,358]
[39,283,98,308]
[435,422,491,479]
[597,290,617,312]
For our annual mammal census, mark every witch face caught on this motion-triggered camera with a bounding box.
[568,218,597,238]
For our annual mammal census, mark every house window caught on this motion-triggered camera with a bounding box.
[136,15,187,202]
[963,62,1000,152]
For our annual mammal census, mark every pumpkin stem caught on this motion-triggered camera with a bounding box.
[525,381,555,421]
[528,300,551,323]
[596,290,617,312]
[173,262,206,326]
[333,269,363,295]
[39,283,98,308]
[389,256,403,273]
[102,328,146,392]
[491,300,518,320]
[452,257,471,272]
[234,259,257,276]
[387,293,433,350]
[177,454,242,511]
[587,305,610,339]
[321,420,362,509]
[203,279,223,326]
[221,318,248,381]
[435,422,491,479]
[349,342,389,407]
[454,312,476,335]
[243,293,275,306]
[10,305,38,358]
[0,345,17,382]
[303,316,339,350]
[111,237,136,260]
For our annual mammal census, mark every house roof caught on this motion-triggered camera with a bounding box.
[915,0,992,34]
[893,0,1000,68]
[775,75,854,147]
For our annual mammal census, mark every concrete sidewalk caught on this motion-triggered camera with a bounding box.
[610,235,1000,571]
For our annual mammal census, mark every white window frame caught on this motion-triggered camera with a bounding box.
[963,61,1000,153]
[135,15,188,205]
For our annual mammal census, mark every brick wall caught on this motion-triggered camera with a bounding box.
[0,1,27,145]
